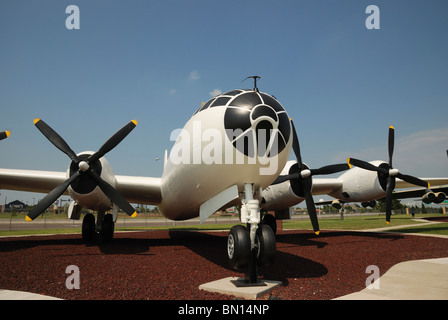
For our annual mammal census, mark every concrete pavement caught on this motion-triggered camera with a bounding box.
[334,257,448,300]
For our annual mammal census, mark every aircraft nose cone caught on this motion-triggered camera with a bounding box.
[223,90,291,158]
[251,105,279,123]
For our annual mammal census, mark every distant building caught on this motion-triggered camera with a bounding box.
[5,200,28,210]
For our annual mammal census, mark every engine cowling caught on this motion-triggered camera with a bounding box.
[66,151,116,211]
[262,160,304,211]
[434,192,446,204]
[422,191,446,204]
[332,200,342,210]
[422,192,436,204]
[329,160,387,202]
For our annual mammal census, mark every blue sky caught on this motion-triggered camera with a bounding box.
[1,0,447,205]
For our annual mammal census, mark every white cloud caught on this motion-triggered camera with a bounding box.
[393,127,448,176]
[188,70,200,81]
[209,89,222,97]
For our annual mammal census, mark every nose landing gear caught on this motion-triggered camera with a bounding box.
[227,184,276,283]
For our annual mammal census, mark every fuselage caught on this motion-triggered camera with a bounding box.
[158,89,292,220]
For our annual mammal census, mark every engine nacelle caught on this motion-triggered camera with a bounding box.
[332,200,342,210]
[422,192,446,204]
[434,192,446,204]
[422,192,436,204]
[329,160,387,202]
[262,160,304,211]
[66,151,116,212]
[361,200,377,208]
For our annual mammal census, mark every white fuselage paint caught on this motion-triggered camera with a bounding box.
[158,107,292,220]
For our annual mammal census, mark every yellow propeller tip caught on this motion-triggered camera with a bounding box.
[25,216,33,222]
[131,211,137,218]
[315,231,320,235]
[131,120,137,126]
[389,125,394,130]
[346,158,352,168]
[33,118,41,124]
[5,130,11,138]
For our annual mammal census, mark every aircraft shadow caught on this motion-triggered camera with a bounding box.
[0,236,85,253]
[167,230,329,282]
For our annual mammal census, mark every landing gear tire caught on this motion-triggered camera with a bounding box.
[82,213,96,243]
[100,214,114,243]
[262,214,277,235]
[227,224,276,270]
[256,224,276,268]
[227,225,251,270]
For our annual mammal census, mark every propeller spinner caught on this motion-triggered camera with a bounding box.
[26,119,138,221]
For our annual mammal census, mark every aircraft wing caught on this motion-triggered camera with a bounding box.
[311,178,344,195]
[0,168,162,205]
[0,169,67,194]
[382,185,448,201]
[114,175,162,205]
[395,178,448,189]
[315,185,448,206]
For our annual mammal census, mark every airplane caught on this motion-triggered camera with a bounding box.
[0,79,447,283]
[312,126,448,221]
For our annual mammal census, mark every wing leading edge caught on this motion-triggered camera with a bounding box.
[0,168,162,205]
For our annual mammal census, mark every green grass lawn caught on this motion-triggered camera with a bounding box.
[283,213,448,235]
[283,214,422,230]
[1,213,447,237]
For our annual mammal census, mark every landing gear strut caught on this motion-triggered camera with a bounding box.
[81,212,115,243]
[227,184,276,284]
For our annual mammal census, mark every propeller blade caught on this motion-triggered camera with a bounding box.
[88,120,137,164]
[271,173,301,185]
[26,171,81,221]
[289,119,317,233]
[272,163,349,185]
[347,158,388,174]
[385,176,395,223]
[34,119,80,163]
[388,126,394,167]
[30,119,137,222]
[0,131,11,141]
[88,170,137,217]
[290,120,303,167]
[303,179,319,235]
[396,173,429,189]
[310,163,350,176]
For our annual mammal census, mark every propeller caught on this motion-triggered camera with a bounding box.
[26,119,138,221]
[0,130,10,141]
[272,120,350,235]
[347,126,429,223]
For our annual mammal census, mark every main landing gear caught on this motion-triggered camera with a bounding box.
[227,184,276,283]
[82,211,115,243]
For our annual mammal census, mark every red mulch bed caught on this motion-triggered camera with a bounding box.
[1,229,447,300]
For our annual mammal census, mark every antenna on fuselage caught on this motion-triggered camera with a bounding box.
[242,76,261,92]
